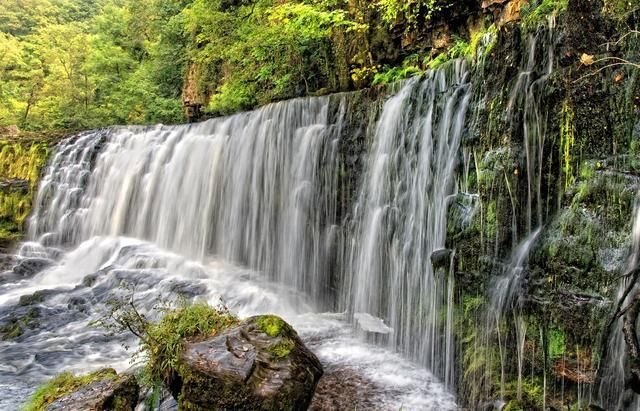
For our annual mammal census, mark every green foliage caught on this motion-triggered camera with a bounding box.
[503,379,545,410]
[470,24,498,63]
[180,0,366,116]
[602,0,640,19]
[22,368,117,411]
[0,0,185,130]
[141,302,239,384]
[424,38,471,70]
[548,328,566,360]
[0,141,50,243]
[375,0,441,30]
[521,0,569,30]
[372,55,423,86]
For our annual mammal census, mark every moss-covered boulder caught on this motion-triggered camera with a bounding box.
[177,315,323,410]
[23,368,139,411]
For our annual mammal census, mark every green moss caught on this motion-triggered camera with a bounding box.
[521,0,569,30]
[560,100,576,191]
[255,315,289,338]
[602,0,640,20]
[425,38,471,70]
[0,141,51,244]
[484,200,498,238]
[1,321,22,340]
[463,295,485,315]
[18,291,47,306]
[548,328,566,359]
[503,379,545,409]
[472,24,499,61]
[0,142,49,188]
[22,368,117,411]
[1,307,40,340]
[268,338,295,358]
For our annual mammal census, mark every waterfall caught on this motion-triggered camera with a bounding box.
[595,196,640,410]
[28,97,345,306]
[507,17,555,239]
[344,60,471,389]
[6,66,474,407]
[486,228,541,400]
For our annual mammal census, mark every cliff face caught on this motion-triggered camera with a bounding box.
[0,133,59,251]
[325,0,639,407]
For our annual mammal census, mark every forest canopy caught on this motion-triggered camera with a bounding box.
[0,0,428,131]
[4,0,631,131]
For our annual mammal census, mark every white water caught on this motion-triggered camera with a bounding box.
[507,17,555,237]
[344,60,470,390]
[30,97,342,305]
[485,228,541,401]
[0,73,466,408]
[595,196,640,410]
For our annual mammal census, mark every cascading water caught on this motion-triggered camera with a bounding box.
[595,196,640,410]
[485,228,541,401]
[0,78,462,408]
[344,59,471,390]
[507,17,556,237]
[29,98,343,305]
[464,19,557,408]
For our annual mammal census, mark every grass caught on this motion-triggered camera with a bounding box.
[521,0,569,30]
[22,368,117,411]
[142,302,239,384]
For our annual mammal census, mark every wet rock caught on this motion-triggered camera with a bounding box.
[0,307,40,340]
[137,386,177,411]
[13,257,54,277]
[0,253,16,271]
[67,296,89,312]
[18,289,57,306]
[168,280,207,297]
[431,248,454,270]
[310,368,379,410]
[177,315,323,410]
[354,312,393,335]
[0,178,28,193]
[47,373,139,411]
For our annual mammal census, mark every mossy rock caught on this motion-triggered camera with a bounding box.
[0,306,40,340]
[177,315,323,411]
[23,368,139,411]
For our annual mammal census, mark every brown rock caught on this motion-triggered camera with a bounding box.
[47,373,139,411]
[178,315,323,411]
[498,0,528,25]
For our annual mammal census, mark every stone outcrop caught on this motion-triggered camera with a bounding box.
[176,315,323,410]
[47,373,139,411]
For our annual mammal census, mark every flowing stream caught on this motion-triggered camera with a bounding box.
[0,66,467,409]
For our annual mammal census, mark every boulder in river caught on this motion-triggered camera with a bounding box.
[24,368,139,411]
[13,257,54,277]
[47,373,138,411]
[177,315,323,410]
